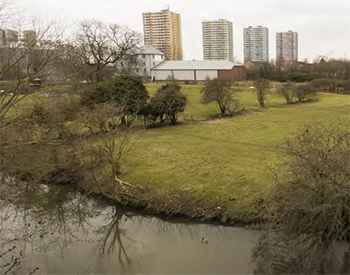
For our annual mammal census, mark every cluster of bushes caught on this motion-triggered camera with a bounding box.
[81,75,187,128]
[260,71,348,84]
[142,83,187,126]
[276,82,318,104]
[247,65,321,82]
[271,72,315,83]
[276,78,349,105]
[249,78,318,108]
[247,58,350,83]
[81,75,346,129]
[81,75,149,127]
[309,78,350,94]
[253,123,350,274]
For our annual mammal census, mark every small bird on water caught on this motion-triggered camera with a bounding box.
[201,237,208,244]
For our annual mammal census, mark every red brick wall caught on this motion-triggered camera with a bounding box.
[218,66,246,81]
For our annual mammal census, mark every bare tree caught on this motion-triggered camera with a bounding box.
[52,43,92,84]
[0,3,69,197]
[201,78,240,116]
[0,4,144,274]
[291,82,318,102]
[253,122,350,274]
[253,78,270,108]
[89,127,143,203]
[0,6,65,126]
[276,81,294,104]
[74,20,142,83]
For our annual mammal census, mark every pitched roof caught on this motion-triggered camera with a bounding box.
[152,60,243,70]
[135,44,164,55]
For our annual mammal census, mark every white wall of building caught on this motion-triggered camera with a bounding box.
[152,70,173,80]
[154,55,163,62]
[173,70,195,80]
[138,53,165,77]
[152,69,218,81]
[196,70,218,80]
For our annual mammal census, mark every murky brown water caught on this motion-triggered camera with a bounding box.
[0,183,257,274]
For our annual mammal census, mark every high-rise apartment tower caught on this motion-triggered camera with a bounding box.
[244,25,269,63]
[202,19,234,61]
[276,30,298,62]
[142,8,183,60]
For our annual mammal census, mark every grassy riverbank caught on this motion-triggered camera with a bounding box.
[120,84,350,222]
[6,83,350,223]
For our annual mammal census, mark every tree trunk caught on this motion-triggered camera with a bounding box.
[95,63,102,83]
[170,116,177,125]
[259,98,265,108]
[96,72,101,83]
[143,115,147,129]
[121,116,126,126]
[160,114,165,123]
[219,104,226,115]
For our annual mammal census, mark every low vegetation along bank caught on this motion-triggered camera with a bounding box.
[1,82,350,224]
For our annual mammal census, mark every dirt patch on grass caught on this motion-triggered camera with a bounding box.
[204,119,223,125]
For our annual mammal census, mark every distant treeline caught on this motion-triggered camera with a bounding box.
[246,58,350,84]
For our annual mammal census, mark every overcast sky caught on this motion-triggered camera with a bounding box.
[15,0,350,62]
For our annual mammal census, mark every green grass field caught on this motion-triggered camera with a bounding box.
[9,83,350,222]
[121,84,350,221]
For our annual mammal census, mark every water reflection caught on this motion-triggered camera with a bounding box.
[0,182,96,252]
[252,231,350,274]
[0,180,256,274]
[97,206,132,271]
[1,180,348,274]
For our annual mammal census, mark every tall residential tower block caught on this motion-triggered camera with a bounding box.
[202,19,234,61]
[276,30,298,62]
[142,8,183,60]
[244,25,269,63]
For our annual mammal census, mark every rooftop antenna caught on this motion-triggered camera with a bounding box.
[166,5,170,10]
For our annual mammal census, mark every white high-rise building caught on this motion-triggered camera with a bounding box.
[202,19,234,61]
[142,8,183,61]
[276,31,298,62]
[244,25,269,63]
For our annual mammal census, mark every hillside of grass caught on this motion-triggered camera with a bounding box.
[121,84,350,222]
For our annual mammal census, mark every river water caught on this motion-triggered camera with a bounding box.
[0,183,258,274]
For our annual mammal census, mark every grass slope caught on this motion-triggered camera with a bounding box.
[9,83,349,222]
[122,84,350,222]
